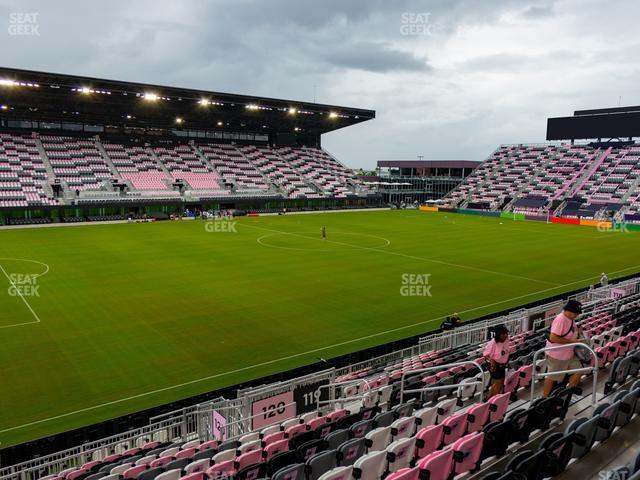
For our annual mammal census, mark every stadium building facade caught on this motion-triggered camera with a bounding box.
[375,160,480,203]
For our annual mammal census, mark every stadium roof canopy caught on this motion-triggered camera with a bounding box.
[0,67,375,141]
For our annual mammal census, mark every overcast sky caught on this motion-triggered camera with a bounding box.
[1,0,639,169]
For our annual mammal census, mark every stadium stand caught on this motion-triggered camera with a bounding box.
[0,132,368,206]
[0,133,58,208]
[445,142,640,220]
[3,279,640,480]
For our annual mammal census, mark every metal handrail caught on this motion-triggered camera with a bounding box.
[315,378,371,411]
[214,400,299,439]
[530,343,598,405]
[399,360,486,404]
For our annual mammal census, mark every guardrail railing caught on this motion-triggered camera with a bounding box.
[530,343,598,406]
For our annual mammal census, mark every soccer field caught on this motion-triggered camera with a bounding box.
[0,210,638,447]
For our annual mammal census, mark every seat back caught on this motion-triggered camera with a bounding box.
[385,437,415,473]
[506,449,548,480]
[154,470,181,480]
[305,450,337,480]
[565,416,598,459]
[184,458,210,475]
[235,449,263,470]
[385,466,417,480]
[317,466,353,480]
[442,413,467,446]
[435,399,456,423]
[466,403,490,433]
[337,438,366,467]
[272,464,305,480]
[413,407,437,428]
[235,462,266,480]
[353,451,387,480]
[415,424,444,460]
[264,438,290,461]
[488,393,510,423]
[325,430,350,451]
[417,449,454,480]
[364,427,391,452]
[390,416,416,440]
[296,439,328,463]
[451,432,484,475]
[372,411,394,429]
[137,468,164,480]
[350,419,375,439]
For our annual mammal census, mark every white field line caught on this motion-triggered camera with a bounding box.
[243,223,559,286]
[0,262,42,329]
[3,263,638,435]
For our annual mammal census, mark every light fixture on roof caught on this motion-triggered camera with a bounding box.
[126,115,132,119]
[217,121,223,126]
[0,105,8,110]
[294,127,301,132]
[199,98,210,106]
[246,104,259,110]
[143,92,159,101]
[329,111,338,118]
[175,117,184,124]
[0,79,39,88]
[288,107,297,114]
[80,87,91,94]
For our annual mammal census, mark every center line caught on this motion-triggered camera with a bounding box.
[242,222,559,286]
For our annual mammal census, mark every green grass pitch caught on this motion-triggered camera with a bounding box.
[0,210,638,447]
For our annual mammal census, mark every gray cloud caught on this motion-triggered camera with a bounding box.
[0,0,638,168]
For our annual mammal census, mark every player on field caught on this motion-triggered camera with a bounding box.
[322,226,326,238]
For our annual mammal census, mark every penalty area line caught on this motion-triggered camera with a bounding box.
[0,262,42,329]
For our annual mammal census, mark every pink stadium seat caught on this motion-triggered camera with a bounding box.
[466,402,491,433]
[327,409,348,422]
[441,413,467,445]
[176,447,197,459]
[488,393,510,422]
[263,438,289,461]
[262,430,285,446]
[385,467,419,480]
[179,474,205,480]
[417,449,454,480]
[123,465,147,479]
[206,460,235,479]
[150,456,173,468]
[414,424,443,459]
[235,449,263,470]
[451,432,484,475]
[199,440,218,451]
[285,423,307,438]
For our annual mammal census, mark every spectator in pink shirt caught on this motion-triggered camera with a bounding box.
[543,300,588,397]
[484,324,510,398]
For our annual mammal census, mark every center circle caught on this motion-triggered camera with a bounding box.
[257,231,391,252]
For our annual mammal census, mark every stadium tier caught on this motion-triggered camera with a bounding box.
[445,143,640,221]
[3,283,640,480]
[0,132,371,206]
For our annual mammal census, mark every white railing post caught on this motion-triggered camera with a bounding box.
[399,360,486,404]
[530,344,598,406]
